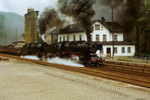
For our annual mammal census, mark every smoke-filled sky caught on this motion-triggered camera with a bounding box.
[0,0,58,15]
[0,0,146,32]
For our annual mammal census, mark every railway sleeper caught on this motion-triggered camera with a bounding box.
[145,65,150,68]
[123,66,142,72]
[106,61,150,69]
[144,70,150,74]
[104,63,150,74]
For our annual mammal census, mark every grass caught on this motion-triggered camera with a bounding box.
[117,59,134,62]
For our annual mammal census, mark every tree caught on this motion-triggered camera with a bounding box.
[0,14,5,37]
[126,0,145,53]
[138,1,150,54]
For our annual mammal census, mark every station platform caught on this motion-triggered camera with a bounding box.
[105,56,150,66]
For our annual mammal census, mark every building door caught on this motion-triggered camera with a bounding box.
[107,48,111,57]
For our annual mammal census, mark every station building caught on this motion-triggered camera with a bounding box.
[13,34,25,49]
[44,29,58,45]
[58,18,135,57]
[25,8,39,44]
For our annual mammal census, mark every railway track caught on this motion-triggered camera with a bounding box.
[0,53,150,88]
[102,62,150,75]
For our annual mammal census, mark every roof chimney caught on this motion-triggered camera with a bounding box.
[101,17,105,23]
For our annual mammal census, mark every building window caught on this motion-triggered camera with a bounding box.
[60,37,62,42]
[96,35,100,42]
[73,35,76,41]
[79,35,82,41]
[63,36,65,41]
[101,26,103,30]
[67,36,69,42]
[122,47,125,53]
[95,24,100,30]
[103,35,106,42]
[114,35,118,41]
[114,47,117,54]
[128,47,131,53]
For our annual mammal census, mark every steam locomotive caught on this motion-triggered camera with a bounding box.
[0,41,104,66]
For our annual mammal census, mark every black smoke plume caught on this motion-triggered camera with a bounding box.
[38,8,65,34]
[94,0,145,32]
[58,0,96,42]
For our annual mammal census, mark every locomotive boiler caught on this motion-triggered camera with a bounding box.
[51,41,104,66]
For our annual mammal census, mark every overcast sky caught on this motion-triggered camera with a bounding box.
[0,0,58,16]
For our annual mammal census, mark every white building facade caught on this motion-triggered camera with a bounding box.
[58,19,135,57]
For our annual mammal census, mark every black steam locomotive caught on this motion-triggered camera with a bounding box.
[20,41,104,66]
[0,41,104,66]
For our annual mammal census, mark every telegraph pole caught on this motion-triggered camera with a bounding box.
[16,27,17,42]
[30,0,31,8]
[145,0,148,17]
[111,0,114,59]
[5,32,6,46]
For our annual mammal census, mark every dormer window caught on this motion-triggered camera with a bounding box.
[95,24,100,30]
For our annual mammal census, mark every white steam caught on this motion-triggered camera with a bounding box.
[41,34,45,42]
[21,56,40,60]
[47,57,84,67]
[21,56,84,67]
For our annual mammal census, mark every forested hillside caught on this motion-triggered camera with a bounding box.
[0,11,24,45]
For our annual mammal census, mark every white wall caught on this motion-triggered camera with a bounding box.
[99,45,135,57]
[58,21,135,57]
[92,22,110,42]
[92,21,124,42]
[58,32,86,42]
[109,33,124,41]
